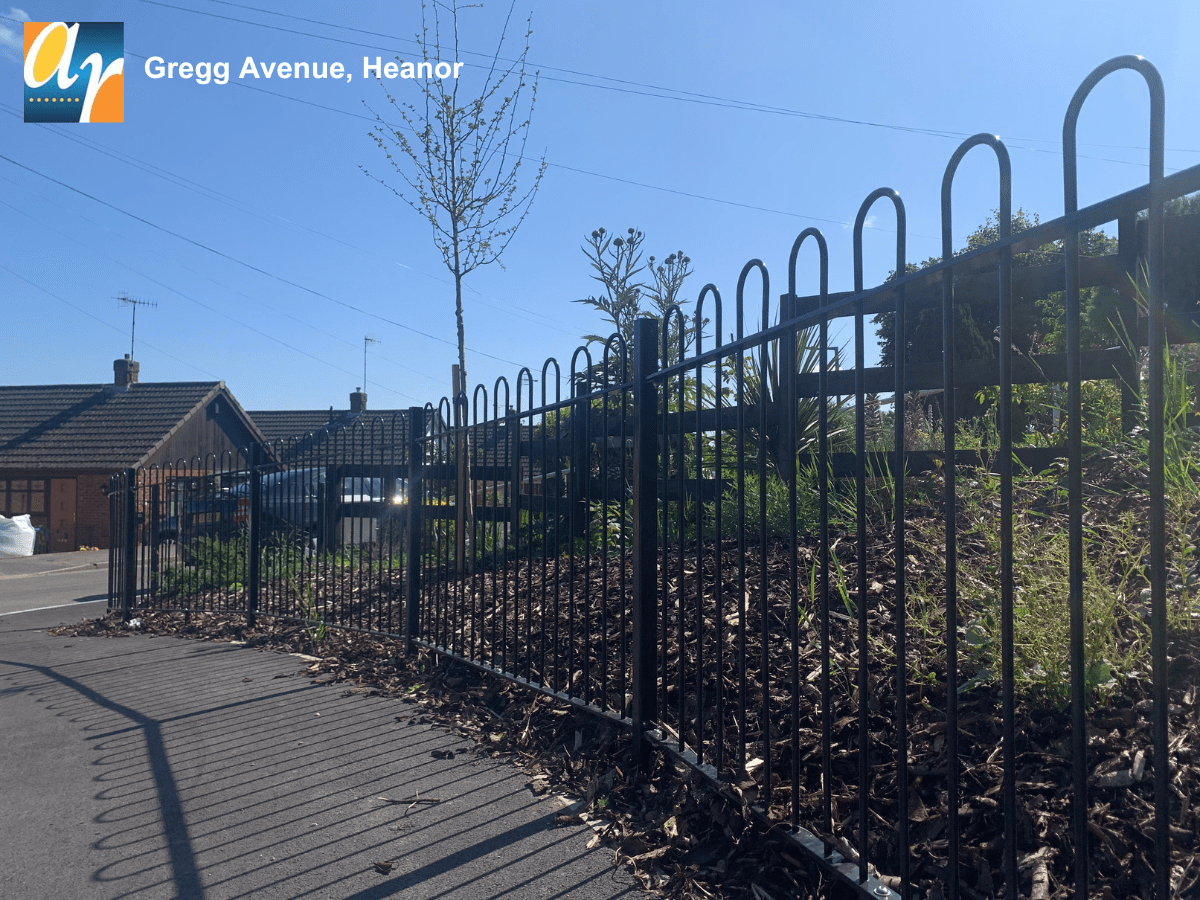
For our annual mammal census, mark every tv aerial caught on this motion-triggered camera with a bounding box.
[364,335,381,392]
[116,292,157,359]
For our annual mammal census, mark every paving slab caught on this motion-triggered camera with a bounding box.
[0,605,640,900]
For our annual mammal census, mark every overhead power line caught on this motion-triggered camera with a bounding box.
[0,261,222,379]
[135,1,1200,157]
[0,101,583,343]
[0,190,421,401]
[0,152,527,370]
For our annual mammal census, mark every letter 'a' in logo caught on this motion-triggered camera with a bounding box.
[24,22,124,123]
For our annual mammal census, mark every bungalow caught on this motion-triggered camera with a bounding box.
[0,356,265,551]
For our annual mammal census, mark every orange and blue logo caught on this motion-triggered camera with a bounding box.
[24,22,124,123]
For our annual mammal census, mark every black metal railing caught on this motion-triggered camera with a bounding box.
[109,55,1199,900]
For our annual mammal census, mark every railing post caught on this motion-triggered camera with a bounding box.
[122,467,138,622]
[108,477,118,611]
[246,443,262,627]
[322,466,340,553]
[149,482,161,597]
[405,407,424,653]
[631,317,660,771]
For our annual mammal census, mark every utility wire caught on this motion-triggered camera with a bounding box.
[0,178,429,394]
[0,101,579,345]
[0,188,422,401]
[0,260,222,379]
[0,151,527,370]
[136,1,1200,157]
[172,74,930,238]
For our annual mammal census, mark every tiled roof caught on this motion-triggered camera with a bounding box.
[0,382,224,470]
[247,410,408,446]
[250,409,412,445]
[249,409,434,463]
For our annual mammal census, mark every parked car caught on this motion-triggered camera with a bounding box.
[233,468,406,533]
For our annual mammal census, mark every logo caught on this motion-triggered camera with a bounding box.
[24,22,124,123]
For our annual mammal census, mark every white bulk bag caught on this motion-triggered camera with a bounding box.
[0,514,37,558]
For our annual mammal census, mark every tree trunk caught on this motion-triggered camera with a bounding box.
[452,230,475,574]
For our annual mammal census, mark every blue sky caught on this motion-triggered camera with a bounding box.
[4,1,1200,412]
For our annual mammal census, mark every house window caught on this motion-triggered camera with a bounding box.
[1,479,46,516]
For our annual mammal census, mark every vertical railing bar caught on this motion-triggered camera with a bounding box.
[575,375,589,705]
[632,317,661,770]
[1064,167,1089,900]
[1146,111,1171,900]
[107,478,117,610]
[735,266,750,776]
[540,388,549,688]
[600,363,611,711]
[620,364,629,720]
[714,339,724,775]
[406,407,423,653]
[850,192,908,896]
[123,468,136,621]
[756,271,772,809]
[664,311,687,754]
[1063,55,1168,900]
[854,287,870,884]
[659,354,669,727]
[894,269,911,900]
[995,162,1017,900]
[247,442,262,628]
[940,155,961,900]
[551,384,562,694]
[787,230,827,831]
[818,269,833,840]
[694,340,706,768]
[783,289,800,827]
[678,335,686,753]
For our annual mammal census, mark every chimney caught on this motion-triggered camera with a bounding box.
[350,387,367,414]
[114,354,139,387]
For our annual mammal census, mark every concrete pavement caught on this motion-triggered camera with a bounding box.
[0,602,639,900]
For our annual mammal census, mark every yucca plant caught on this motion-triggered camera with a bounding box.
[723,320,849,484]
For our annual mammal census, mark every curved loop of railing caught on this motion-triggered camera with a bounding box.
[435,397,452,437]
[600,332,628,387]
[939,131,1012,900]
[570,345,593,398]
[493,376,511,418]
[853,191,905,294]
[848,188,910,885]
[660,302,688,366]
[1062,55,1167,900]
[694,283,722,356]
[735,259,770,342]
[540,357,561,409]
[788,228,829,301]
[602,332,627,367]
[515,368,534,414]
[472,382,489,423]
[733,258,771,786]
[782,226,837,833]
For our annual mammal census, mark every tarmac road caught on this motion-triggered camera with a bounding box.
[0,549,110,616]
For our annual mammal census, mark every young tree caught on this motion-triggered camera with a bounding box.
[364,1,546,393]
[364,1,545,570]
